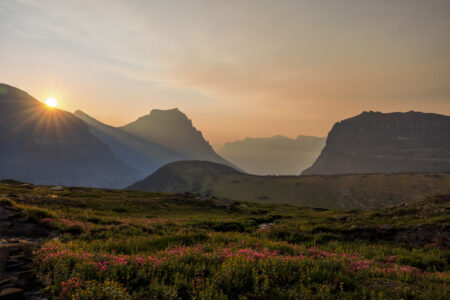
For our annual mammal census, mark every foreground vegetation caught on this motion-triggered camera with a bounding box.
[0,180,449,299]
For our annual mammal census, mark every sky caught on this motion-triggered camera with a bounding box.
[1,0,449,145]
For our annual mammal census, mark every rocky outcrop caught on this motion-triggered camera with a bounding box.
[0,204,55,299]
[303,111,450,175]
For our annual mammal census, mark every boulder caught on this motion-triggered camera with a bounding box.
[0,288,25,300]
[378,224,394,231]
[50,186,64,191]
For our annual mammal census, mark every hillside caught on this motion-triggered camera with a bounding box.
[0,181,448,299]
[127,161,450,210]
[128,160,243,193]
[217,135,325,175]
[75,109,238,176]
[0,84,137,188]
[303,111,450,175]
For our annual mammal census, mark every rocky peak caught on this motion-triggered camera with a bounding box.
[302,111,450,175]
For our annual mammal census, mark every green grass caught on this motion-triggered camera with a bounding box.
[130,166,450,210]
[0,181,448,299]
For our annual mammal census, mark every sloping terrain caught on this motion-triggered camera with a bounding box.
[128,161,450,210]
[0,181,448,299]
[303,111,450,175]
[217,135,325,175]
[0,84,137,188]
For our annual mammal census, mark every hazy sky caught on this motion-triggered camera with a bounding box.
[1,0,449,144]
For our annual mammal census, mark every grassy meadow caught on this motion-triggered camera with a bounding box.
[130,165,450,210]
[0,181,449,299]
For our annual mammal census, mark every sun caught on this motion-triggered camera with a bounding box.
[45,97,58,108]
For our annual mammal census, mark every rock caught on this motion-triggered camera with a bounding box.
[50,186,64,191]
[0,279,13,287]
[19,184,33,189]
[424,243,438,248]
[0,288,25,300]
[258,223,274,229]
[339,216,349,222]
[349,225,357,230]
[378,224,394,231]
[195,196,210,201]
[12,269,33,277]
[215,199,234,209]
[5,263,25,272]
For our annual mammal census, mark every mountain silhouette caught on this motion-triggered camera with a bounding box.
[74,110,185,177]
[217,135,325,175]
[74,108,238,176]
[0,84,137,187]
[302,111,450,175]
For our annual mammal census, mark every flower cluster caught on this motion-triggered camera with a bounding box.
[38,240,439,280]
[60,277,83,296]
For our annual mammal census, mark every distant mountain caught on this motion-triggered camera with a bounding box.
[303,111,450,175]
[74,108,238,176]
[0,84,137,188]
[127,160,450,210]
[217,135,325,175]
[74,110,185,176]
[119,108,230,161]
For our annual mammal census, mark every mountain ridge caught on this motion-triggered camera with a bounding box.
[302,111,450,175]
[74,108,239,176]
[0,84,137,188]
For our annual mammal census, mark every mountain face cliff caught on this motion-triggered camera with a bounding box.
[74,108,237,176]
[0,84,137,187]
[217,135,325,175]
[302,111,450,175]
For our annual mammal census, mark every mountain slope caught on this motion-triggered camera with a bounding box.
[126,160,450,210]
[120,108,234,164]
[74,110,185,176]
[75,108,239,175]
[0,84,137,188]
[217,135,325,175]
[303,111,450,175]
